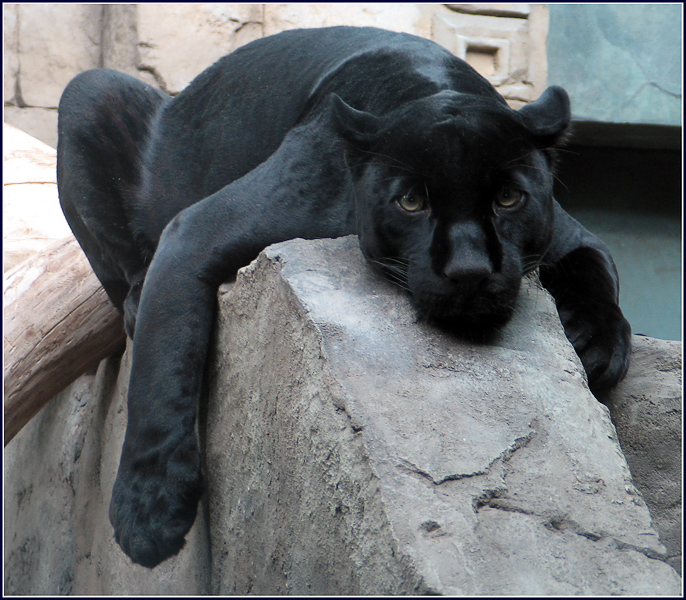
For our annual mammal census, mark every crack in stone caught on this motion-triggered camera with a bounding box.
[474,491,534,515]
[13,74,26,108]
[332,404,364,434]
[646,81,682,99]
[136,64,171,95]
[473,488,506,511]
[542,514,670,562]
[398,430,536,485]
[398,428,671,565]
[616,80,681,118]
[234,20,263,35]
[473,501,671,564]
[499,431,536,463]
[4,102,58,111]
[595,21,681,101]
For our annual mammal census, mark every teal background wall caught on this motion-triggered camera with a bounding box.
[547,3,682,126]
[547,4,682,341]
[554,146,681,341]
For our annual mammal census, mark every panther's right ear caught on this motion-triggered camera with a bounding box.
[330,94,381,148]
[518,86,571,147]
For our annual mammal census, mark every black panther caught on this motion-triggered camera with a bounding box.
[56,26,631,568]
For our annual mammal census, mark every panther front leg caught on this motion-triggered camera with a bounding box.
[539,201,631,394]
[109,117,355,568]
[109,234,213,567]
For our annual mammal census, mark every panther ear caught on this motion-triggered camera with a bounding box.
[330,94,381,148]
[518,86,571,146]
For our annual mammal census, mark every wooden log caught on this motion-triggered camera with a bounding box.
[4,237,126,444]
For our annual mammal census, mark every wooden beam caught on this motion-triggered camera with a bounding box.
[4,237,126,444]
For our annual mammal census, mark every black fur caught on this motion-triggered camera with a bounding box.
[57,26,631,568]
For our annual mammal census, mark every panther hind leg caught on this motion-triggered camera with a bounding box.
[57,68,169,331]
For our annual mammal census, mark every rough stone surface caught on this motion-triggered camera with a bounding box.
[2,106,58,149]
[3,123,71,272]
[3,4,19,104]
[14,4,102,108]
[3,346,211,595]
[432,11,536,103]
[100,4,141,80]
[602,335,683,574]
[4,3,552,144]
[263,3,430,38]
[3,237,682,594]
[135,4,264,94]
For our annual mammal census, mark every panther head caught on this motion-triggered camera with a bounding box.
[333,86,570,335]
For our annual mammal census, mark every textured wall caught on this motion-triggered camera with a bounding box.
[545,4,682,341]
[3,3,549,147]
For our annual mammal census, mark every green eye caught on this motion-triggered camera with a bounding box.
[397,192,426,213]
[495,187,525,209]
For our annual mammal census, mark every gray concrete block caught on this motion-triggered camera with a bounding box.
[15,4,102,108]
[3,4,19,104]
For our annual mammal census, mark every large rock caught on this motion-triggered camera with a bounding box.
[206,236,680,595]
[602,336,683,573]
[4,237,682,594]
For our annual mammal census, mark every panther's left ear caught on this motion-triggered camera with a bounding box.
[518,86,571,147]
[330,94,382,148]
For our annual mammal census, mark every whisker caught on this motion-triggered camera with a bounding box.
[553,147,581,157]
[377,257,409,268]
[503,150,570,191]
[503,150,537,167]
[380,275,411,292]
[368,257,412,292]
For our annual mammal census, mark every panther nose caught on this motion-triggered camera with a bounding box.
[442,262,492,293]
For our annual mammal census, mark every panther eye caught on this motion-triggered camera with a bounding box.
[495,187,525,209]
[397,192,426,213]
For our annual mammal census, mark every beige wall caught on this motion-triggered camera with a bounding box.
[3,3,548,148]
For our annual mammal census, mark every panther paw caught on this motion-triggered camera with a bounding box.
[558,301,632,394]
[109,437,203,568]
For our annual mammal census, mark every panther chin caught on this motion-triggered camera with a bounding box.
[411,289,517,342]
